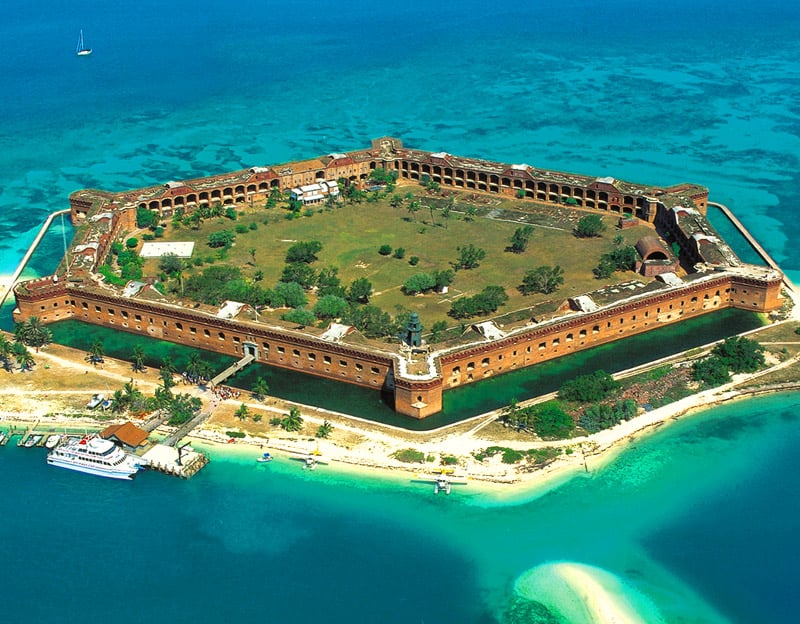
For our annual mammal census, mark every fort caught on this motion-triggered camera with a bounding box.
[12,138,785,418]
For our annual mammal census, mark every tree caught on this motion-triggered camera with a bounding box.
[132,344,147,373]
[14,317,52,351]
[344,305,394,339]
[280,263,317,289]
[433,269,455,290]
[509,225,534,253]
[87,339,105,366]
[166,393,202,426]
[252,377,270,401]
[159,253,183,276]
[207,230,235,248]
[575,214,606,238]
[347,277,372,304]
[456,244,486,269]
[271,281,307,308]
[313,295,349,320]
[519,265,565,295]
[281,406,304,432]
[136,206,158,229]
[403,273,436,295]
[530,401,574,439]
[12,342,35,371]
[281,308,317,326]
[712,336,766,373]
[0,334,13,371]
[429,320,449,343]
[407,200,420,222]
[316,420,333,438]
[448,286,508,319]
[235,403,250,421]
[378,244,393,256]
[559,370,620,403]
[285,240,322,264]
[249,247,257,265]
[441,195,454,229]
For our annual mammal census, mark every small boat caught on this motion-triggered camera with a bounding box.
[100,398,113,411]
[44,434,61,449]
[24,434,43,448]
[76,29,92,56]
[86,393,104,409]
[256,452,272,463]
[0,431,6,445]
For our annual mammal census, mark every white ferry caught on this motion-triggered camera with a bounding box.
[47,435,145,480]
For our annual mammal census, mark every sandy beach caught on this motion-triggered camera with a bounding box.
[2,323,800,499]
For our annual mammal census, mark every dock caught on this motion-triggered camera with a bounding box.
[142,443,209,478]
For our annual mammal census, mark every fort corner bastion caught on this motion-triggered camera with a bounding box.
[13,137,785,418]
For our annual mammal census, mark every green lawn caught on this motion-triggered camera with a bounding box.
[139,186,657,326]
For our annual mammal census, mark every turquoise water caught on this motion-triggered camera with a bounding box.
[2,0,800,621]
[1,393,798,623]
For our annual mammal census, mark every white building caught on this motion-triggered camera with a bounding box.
[290,180,340,205]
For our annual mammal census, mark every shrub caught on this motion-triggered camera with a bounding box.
[249,222,258,230]
[142,233,155,241]
[154,226,165,238]
[393,247,406,259]
[225,431,246,439]
[125,237,139,249]
[575,214,606,238]
[559,370,620,403]
[235,224,249,234]
[393,448,425,463]
[409,256,420,266]
[378,244,392,256]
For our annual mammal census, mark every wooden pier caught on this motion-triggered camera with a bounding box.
[141,443,210,479]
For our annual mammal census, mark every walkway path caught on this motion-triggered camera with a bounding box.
[0,209,70,308]
[210,353,255,387]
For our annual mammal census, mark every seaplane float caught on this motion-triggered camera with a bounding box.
[413,468,469,495]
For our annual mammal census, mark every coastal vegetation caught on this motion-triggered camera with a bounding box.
[691,336,766,388]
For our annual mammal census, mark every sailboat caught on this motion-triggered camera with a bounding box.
[76,29,92,56]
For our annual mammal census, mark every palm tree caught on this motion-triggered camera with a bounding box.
[131,344,146,373]
[249,247,257,266]
[281,406,304,432]
[0,334,12,371]
[12,342,34,371]
[251,377,270,401]
[235,403,250,421]
[14,317,52,351]
[407,200,420,223]
[185,353,203,380]
[87,339,104,366]
[315,420,333,439]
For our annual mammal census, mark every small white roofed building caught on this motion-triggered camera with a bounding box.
[290,181,339,205]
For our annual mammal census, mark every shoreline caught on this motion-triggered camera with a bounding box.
[2,334,798,501]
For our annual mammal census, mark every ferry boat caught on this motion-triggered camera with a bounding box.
[47,435,145,480]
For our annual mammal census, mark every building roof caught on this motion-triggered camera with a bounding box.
[100,422,149,448]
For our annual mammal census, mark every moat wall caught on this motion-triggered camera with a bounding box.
[14,271,782,418]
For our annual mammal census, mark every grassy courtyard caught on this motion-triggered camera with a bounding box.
[135,183,658,327]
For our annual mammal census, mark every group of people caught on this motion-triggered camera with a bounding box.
[211,385,240,400]
[180,371,209,386]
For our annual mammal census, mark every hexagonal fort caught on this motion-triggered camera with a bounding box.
[13,138,785,418]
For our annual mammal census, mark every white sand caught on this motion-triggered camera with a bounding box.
[515,562,661,624]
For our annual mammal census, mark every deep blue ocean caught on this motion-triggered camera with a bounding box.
[1,1,799,621]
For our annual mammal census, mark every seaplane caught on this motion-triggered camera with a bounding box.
[287,446,328,471]
[413,468,469,495]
